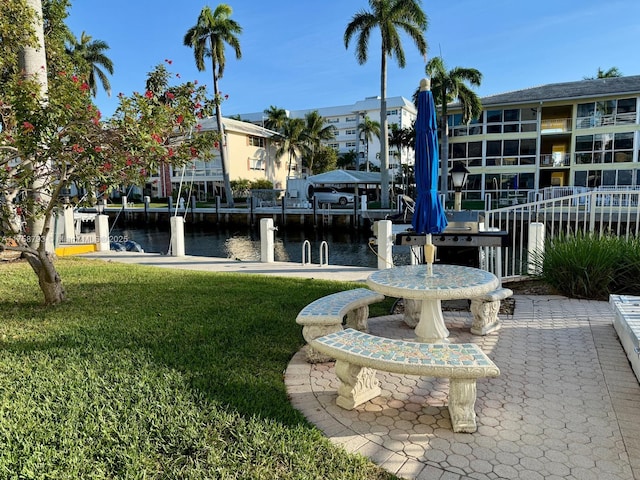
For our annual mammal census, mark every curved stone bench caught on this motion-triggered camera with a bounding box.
[470,287,513,335]
[311,328,500,433]
[295,288,385,363]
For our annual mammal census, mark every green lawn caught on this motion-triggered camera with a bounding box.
[0,258,397,479]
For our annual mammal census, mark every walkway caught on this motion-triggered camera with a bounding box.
[82,252,640,479]
[287,298,640,480]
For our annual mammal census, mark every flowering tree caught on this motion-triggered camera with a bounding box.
[0,1,218,304]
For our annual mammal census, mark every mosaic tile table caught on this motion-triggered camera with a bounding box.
[367,264,499,343]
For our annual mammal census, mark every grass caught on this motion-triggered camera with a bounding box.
[0,259,397,479]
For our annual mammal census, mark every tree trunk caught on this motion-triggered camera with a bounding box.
[211,56,234,207]
[24,250,66,305]
[379,51,390,209]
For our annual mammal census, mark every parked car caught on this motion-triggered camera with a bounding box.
[311,187,355,206]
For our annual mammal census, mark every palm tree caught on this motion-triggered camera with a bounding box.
[358,115,380,172]
[425,56,482,196]
[263,105,288,132]
[276,118,307,179]
[584,67,623,80]
[344,0,427,208]
[184,4,242,206]
[65,31,114,97]
[302,110,336,175]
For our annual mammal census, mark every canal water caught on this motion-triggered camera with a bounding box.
[109,225,412,268]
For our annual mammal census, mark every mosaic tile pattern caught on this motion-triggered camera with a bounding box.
[295,288,384,324]
[315,329,493,368]
[367,264,499,301]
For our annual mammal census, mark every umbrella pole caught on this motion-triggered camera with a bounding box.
[424,234,435,276]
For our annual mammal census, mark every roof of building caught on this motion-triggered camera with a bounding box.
[307,169,381,185]
[237,96,416,123]
[197,116,279,137]
[478,75,640,107]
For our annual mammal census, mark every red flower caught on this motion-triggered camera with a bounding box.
[102,162,112,171]
[80,82,90,92]
[151,133,163,144]
[176,115,184,124]
[194,102,202,109]
[72,144,85,153]
[214,141,219,149]
[145,91,154,99]
[167,147,175,157]
[22,121,35,132]
[94,146,102,152]
[72,75,79,83]
[166,92,175,100]
[190,147,198,158]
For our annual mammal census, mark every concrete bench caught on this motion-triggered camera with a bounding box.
[296,288,385,363]
[470,287,513,335]
[311,329,500,433]
[610,294,640,384]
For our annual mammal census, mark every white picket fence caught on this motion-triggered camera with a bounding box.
[484,189,640,281]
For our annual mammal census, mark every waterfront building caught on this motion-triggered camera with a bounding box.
[446,75,640,206]
[147,117,284,200]
[239,96,417,178]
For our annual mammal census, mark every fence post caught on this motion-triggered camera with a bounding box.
[527,222,545,275]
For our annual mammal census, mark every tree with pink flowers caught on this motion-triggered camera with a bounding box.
[1,0,218,304]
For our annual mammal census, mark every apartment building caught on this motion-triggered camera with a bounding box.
[447,75,640,205]
[240,95,417,177]
[147,117,283,200]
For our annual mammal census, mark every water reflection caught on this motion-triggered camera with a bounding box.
[108,225,408,268]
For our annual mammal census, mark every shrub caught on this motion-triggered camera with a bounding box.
[540,232,639,300]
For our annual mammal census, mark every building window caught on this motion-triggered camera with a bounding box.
[345,141,357,148]
[345,129,357,136]
[577,98,637,128]
[575,132,634,164]
[327,118,339,124]
[345,116,356,122]
[248,136,265,147]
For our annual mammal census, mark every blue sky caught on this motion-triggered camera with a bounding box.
[65,0,640,119]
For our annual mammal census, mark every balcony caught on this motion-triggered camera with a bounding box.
[540,153,571,167]
[540,118,572,134]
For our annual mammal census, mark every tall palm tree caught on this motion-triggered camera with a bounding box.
[263,105,288,132]
[344,0,427,208]
[358,115,380,172]
[184,4,242,206]
[276,117,307,179]
[302,110,336,175]
[425,56,482,196]
[65,31,114,97]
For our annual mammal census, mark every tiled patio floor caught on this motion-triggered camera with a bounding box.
[285,295,640,480]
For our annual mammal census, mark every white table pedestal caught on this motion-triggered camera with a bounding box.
[415,298,450,343]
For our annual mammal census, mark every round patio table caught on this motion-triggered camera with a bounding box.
[366,264,499,343]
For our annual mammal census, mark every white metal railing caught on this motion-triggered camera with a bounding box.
[485,189,640,281]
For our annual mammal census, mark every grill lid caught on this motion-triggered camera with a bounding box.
[444,211,483,234]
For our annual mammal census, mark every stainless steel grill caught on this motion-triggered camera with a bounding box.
[394,211,509,249]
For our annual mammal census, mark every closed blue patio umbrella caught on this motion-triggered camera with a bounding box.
[412,78,448,237]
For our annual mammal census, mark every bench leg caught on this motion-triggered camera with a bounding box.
[448,378,478,433]
[345,306,370,332]
[470,299,501,336]
[334,360,381,410]
[302,325,342,363]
